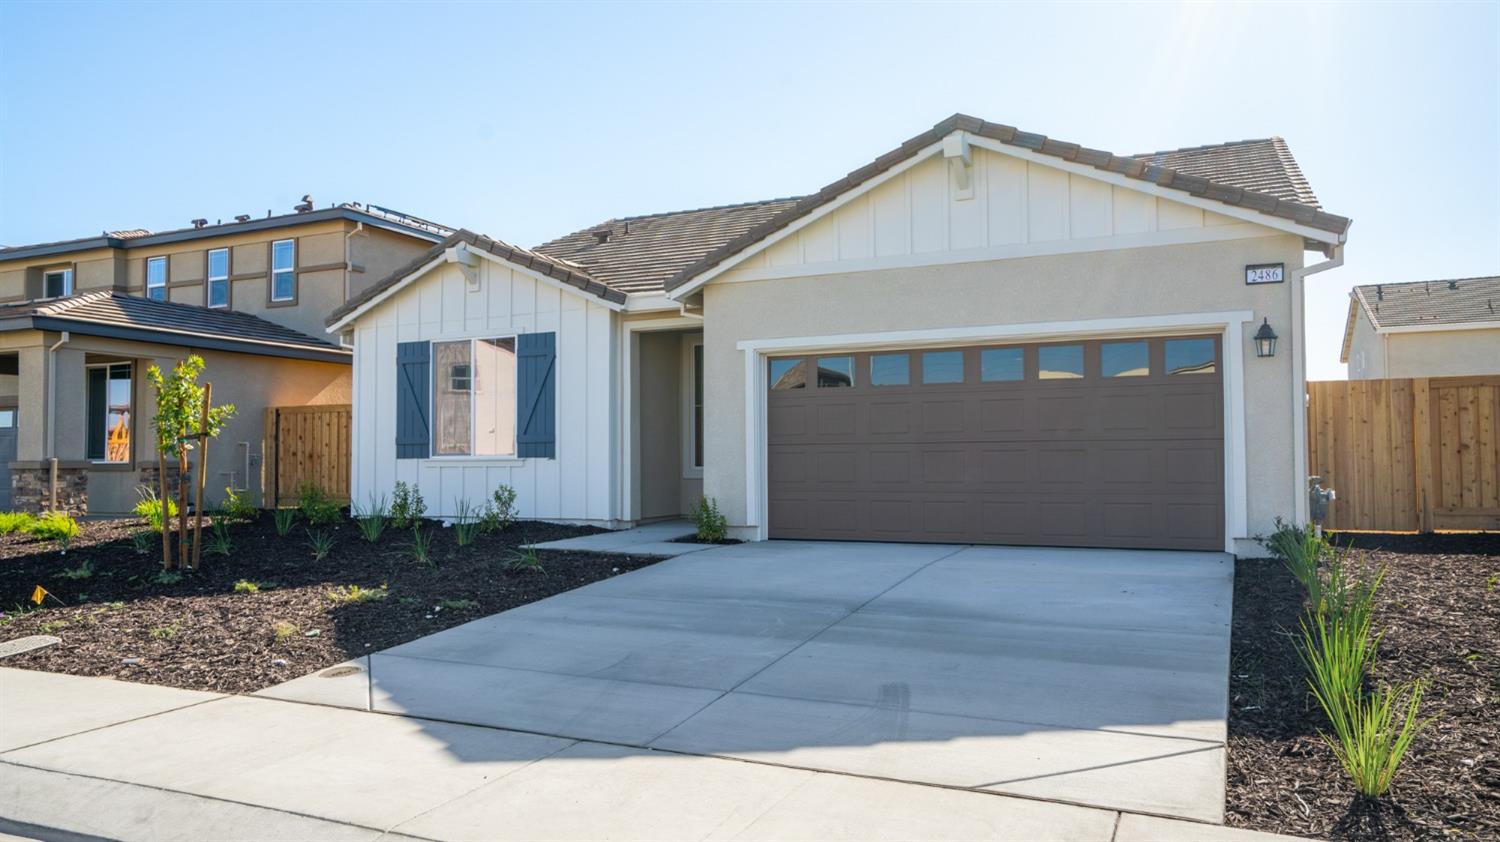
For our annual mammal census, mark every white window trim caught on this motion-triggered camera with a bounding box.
[681,336,704,479]
[206,248,230,309]
[427,334,520,460]
[42,268,73,299]
[270,239,296,302]
[87,361,133,464]
[736,310,1254,553]
[145,256,168,301]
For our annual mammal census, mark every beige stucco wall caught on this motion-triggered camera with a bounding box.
[700,234,1308,551]
[1348,315,1500,379]
[349,227,432,300]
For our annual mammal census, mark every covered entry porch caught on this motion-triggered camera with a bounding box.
[620,315,704,525]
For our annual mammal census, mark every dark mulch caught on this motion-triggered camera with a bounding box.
[0,515,659,694]
[1228,533,1500,840]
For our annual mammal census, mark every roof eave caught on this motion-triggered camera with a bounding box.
[18,315,351,364]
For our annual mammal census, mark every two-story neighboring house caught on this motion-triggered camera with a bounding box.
[1342,276,1500,379]
[0,202,449,514]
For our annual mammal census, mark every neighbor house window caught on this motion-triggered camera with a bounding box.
[43,268,72,298]
[145,257,167,301]
[433,337,516,456]
[86,363,132,463]
[691,344,703,469]
[207,248,229,308]
[271,239,296,302]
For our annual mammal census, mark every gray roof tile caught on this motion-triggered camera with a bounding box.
[1353,276,1500,329]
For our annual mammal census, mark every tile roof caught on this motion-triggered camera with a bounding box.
[0,291,349,362]
[1132,137,1321,208]
[326,229,626,328]
[533,198,804,295]
[1352,276,1500,329]
[662,114,1350,293]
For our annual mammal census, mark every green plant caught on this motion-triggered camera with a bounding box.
[233,579,261,595]
[131,530,153,555]
[39,619,70,633]
[145,354,236,571]
[30,512,81,549]
[207,519,234,556]
[506,546,545,574]
[1263,518,1329,604]
[452,499,479,547]
[153,570,183,586]
[479,485,518,533]
[297,482,341,526]
[353,495,389,543]
[273,507,296,537]
[439,598,480,611]
[692,495,727,543]
[271,620,298,639]
[390,481,426,529]
[219,486,258,522]
[306,528,335,561]
[0,511,37,535]
[150,623,179,639]
[1298,608,1379,729]
[1315,677,1432,797]
[327,583,388,604]
[133,486,179,533]
[409,524,433,567]
[58,559,94,580]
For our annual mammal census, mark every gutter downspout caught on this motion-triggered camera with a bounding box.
[1290,244,1345,524]
[46,330,70,511]
[343,221,365,302]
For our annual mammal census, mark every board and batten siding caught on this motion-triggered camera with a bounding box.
[351,259,615,522]
[716,147,1253,283]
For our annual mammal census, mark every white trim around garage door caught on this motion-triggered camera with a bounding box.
[736,309,1256,552]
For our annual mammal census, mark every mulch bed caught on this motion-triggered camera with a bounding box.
[0,515,660,694]
[1227,532,1499,840]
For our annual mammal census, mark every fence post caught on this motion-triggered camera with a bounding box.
[1412,377,1433,533]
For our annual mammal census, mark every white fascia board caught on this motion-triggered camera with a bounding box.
[1378,320,1500,335]
[966,134,1345,247]
[666,140,946,300]
[326,253,446,332]
[736,310,1257,354]
[622,293,680,312]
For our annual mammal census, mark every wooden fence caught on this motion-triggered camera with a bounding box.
[264,404,352,507]
[1307,376,1500,531]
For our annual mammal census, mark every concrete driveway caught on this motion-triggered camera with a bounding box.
[263,539,1233,822]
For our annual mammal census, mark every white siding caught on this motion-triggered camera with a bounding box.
[351,260,616,522]
[715,148,1265,284]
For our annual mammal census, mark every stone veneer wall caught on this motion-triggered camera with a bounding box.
[137,465,190,504]
[11,465,88,514]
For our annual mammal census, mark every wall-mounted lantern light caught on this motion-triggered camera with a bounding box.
[1253,318,1278,358]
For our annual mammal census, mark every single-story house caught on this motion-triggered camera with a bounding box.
[327,114,1352,555]
[1342,276,1499,379]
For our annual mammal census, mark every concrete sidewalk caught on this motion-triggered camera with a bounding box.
[0,668,1301,842]
[530,519,705,557]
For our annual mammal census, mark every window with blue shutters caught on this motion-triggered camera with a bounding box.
[395,341,430,459]
[516,332,556,459]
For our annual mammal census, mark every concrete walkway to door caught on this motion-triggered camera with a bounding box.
[258,540,1235,823]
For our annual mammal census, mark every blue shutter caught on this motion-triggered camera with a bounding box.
[516,332,556,459]
[395,341,430,459]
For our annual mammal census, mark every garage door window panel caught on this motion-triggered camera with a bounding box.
[1165,338,1217,375]
[980,347,1026,383]
[817,356,855,388]
[870,353,909,387]
[1038,344,1085,380]
[1101,341,1150,378]
[769,358,807,390]
[921,351,964,384]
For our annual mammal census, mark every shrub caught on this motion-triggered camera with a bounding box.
[219,487,258,522]
[30,512,81,549]
[327,583,387,604]
[409,524,433,567]
[208,519,234,556]
[233,579,260,595]
[273,508,296,537]
[452,499,479,548]
[353,495,388,543]
[297,483,341,527]
[306,528,335,561]
[1298,609,1378,730]
[693,496,727,543]
[479,485,517,533]
[390,481,426,529]
[0,511,37,535]
[133,488,178,533]
[506,546,545,574]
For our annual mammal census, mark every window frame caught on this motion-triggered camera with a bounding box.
[269,239,296,303]
[427,334,521,461]
[86,361,133,464]
[206,247,230,309]
[42,267,73,299]
[145,256,168,301]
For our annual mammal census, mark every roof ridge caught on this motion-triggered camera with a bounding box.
[1131,137,1278,158]
[1354,275,1500,291]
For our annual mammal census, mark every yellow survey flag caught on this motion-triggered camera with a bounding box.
[30,585,49,605]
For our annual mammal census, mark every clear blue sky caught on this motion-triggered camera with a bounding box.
[2,1,1496,379]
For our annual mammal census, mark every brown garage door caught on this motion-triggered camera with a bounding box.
[767,335,1224,550]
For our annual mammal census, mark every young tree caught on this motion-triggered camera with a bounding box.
[146,355,235,570]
